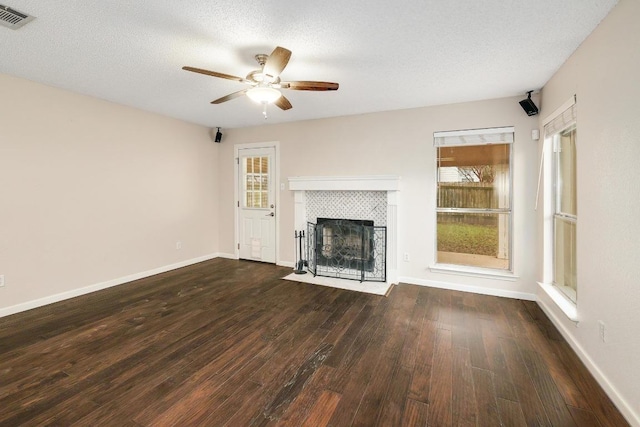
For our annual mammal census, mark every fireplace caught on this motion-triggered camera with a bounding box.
[307,218,386,282]
[289,175,400,284]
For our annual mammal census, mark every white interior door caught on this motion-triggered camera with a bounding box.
[238,147,276,263]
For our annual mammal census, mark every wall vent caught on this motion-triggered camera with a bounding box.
[0,4,35,29]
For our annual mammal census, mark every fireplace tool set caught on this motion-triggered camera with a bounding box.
[293,230,307,274]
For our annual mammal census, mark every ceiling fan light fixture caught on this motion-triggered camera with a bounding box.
[247,86,281,104]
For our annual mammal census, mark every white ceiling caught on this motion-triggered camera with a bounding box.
[1,1,618,129]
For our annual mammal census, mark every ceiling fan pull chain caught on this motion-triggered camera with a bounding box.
[263,103,268,120]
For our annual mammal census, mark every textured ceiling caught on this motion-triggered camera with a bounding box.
[1,1,618,129]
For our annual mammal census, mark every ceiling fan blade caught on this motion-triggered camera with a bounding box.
[274,94,292,110]
[211,89,248,104]
[183,66,247,83]
[280,81,339,91]
[263,46,292,79]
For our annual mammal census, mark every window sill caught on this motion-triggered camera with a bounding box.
[537,282,578,322]
[429,264,518,281]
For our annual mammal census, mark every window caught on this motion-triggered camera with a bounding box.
[547,104,577,303]
[243,156,269,208]
[434,127,513,271]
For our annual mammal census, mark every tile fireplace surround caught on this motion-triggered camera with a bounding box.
[288,175,400,284]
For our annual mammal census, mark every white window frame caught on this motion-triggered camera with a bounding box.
[431,127,515,278]
[539,97,578,320]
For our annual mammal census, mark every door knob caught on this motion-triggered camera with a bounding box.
[266,212,275,217]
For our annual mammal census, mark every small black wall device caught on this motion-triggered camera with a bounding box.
[519,91,539,116]
[214,127,222,143]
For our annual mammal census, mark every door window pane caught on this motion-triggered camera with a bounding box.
[243,156,269,208]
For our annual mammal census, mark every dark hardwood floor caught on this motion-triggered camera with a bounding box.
[0,258,629,426]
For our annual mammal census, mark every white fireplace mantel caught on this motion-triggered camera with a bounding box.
[288,175,400,192]
[288,175,400,284]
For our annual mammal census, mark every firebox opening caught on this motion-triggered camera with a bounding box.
[307,218,387,282]
[317,218,375,272]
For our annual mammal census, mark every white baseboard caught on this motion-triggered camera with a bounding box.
[397,276,536,301]
[0,253,219,319]
[218,252,292,268]
[537,297,640,427]
[216,252,238,260]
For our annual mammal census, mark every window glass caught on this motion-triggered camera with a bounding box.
[557,127,577,216]
[553,125,577,302]
[554,217,577,301]
[438,144,510,209]
[437,212,510,270]
[436,140,512,271]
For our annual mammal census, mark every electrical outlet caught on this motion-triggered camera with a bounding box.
[403,252,410,262]
[598,320,606,343]
[176,241,182,250]
[0,275,4,287]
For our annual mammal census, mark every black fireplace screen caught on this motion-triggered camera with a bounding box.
[307,218,386,282]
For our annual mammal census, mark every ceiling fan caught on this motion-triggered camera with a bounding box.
[183,46,339,117]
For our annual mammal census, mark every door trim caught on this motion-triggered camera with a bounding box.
[234,141,280,264]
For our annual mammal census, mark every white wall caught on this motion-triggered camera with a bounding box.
[538,0,640,423]
[1,2,635,421]
[0,74,220,315]
[218,96,540,299]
